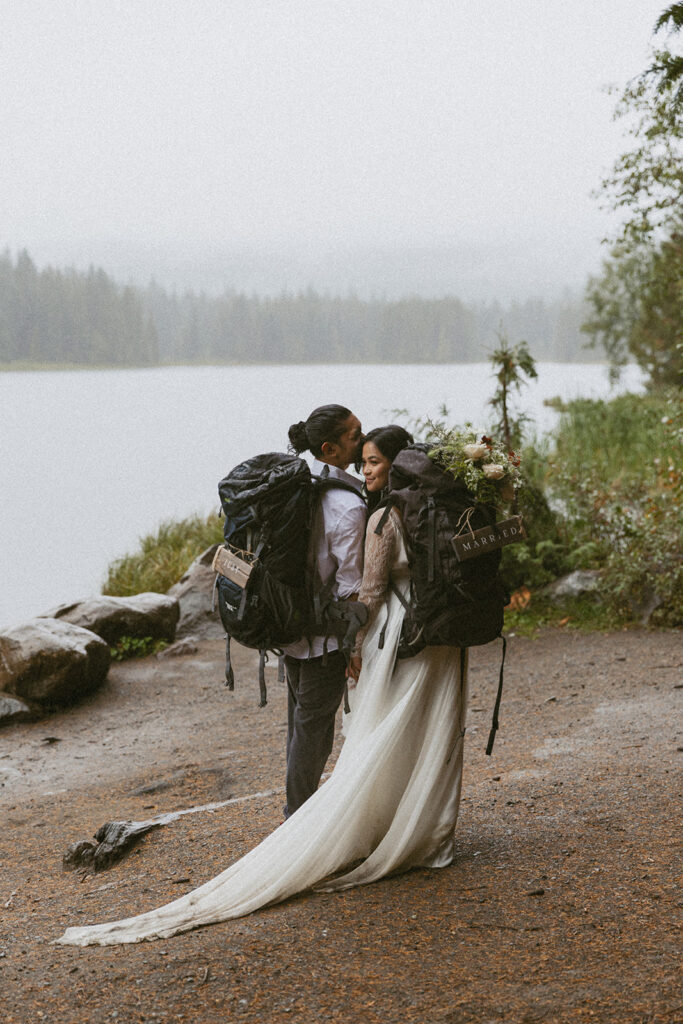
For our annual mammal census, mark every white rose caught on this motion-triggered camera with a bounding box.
[463,442,488,460]
[483,463,505,480]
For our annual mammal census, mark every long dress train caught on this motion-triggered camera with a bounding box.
[55,511,468,947]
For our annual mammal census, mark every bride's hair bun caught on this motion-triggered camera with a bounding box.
[288,420,309,454]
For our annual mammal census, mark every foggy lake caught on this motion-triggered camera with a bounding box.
[0,362,644,627]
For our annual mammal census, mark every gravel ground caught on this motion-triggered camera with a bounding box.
[1,627,681,1024]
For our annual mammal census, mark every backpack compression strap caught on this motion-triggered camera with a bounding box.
[224,634,235,690]
[258,650,268,707]
[427,497,437,582]
[485,634,507,755]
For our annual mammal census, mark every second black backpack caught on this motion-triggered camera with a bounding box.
[377,444,509,655]
[375,444,510,752]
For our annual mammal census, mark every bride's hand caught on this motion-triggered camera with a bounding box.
[347,655,362,686]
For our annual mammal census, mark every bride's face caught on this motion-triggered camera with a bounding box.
[362,441,391,492]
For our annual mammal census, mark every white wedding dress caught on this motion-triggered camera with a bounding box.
[56,509,468,947]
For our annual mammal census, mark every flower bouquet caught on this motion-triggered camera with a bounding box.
[426,425,521,507]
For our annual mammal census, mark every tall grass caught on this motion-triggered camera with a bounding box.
[103,514,223,597]
[546,392,678,502]
[542,390,681,625]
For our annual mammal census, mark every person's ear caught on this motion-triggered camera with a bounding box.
[320,440,336,460]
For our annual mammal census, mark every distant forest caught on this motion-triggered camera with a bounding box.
[0,249,598,366]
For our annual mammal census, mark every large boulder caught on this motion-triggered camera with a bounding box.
[0,619,110,708]
[40,593,180,645]
[166,544,219,635]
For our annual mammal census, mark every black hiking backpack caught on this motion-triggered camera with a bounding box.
[374,444,510,753]
[214,452,367,706]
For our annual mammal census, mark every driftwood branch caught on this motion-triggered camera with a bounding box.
[62,787,282,872]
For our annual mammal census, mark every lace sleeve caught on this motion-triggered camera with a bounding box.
[353,507,399,654]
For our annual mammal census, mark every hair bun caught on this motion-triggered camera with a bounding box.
[288,420,309,454]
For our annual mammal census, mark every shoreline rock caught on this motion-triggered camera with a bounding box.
[39,593,180,645]
[166,544,218,636]
[0,618,111,722]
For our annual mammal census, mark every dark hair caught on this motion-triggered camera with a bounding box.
[288,404,353,458]
[362,425,414,511]
[363,424,414,463]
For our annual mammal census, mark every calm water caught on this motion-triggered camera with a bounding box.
[0,362,644,626]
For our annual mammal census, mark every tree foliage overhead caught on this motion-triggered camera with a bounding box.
[583,6,683,388]
[651,4,683,106]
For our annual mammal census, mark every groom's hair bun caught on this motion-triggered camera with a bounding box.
[289,405,352,458]
[288,420,310,454]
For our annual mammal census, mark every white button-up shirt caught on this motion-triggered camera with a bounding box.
[284,459,365,659]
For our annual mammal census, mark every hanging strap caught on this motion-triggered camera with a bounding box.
[486,635,507,755]
[277,655,285,683]
[427,498,437,582]
[237,588,248,621]
[446,646,468,765]
[224,634,234,690]
[258,650,268,707]
[377,603,391,649]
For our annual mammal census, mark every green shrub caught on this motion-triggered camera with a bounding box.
[498,466,572,591]
[103,513,223,597]
[110,635,168,660]
[540,389,682,626]
[546,391,677,512]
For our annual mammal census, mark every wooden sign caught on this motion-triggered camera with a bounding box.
[451,516,526,562]
[212,546,253,587]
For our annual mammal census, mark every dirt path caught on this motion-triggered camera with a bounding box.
[1,628,681,1023]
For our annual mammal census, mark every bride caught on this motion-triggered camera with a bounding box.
[56,425,468,947]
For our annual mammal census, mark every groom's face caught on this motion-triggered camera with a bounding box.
[322,413,363,469]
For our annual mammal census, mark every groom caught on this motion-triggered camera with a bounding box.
[282,404,365,818]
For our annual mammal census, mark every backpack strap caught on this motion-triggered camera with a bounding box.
[485,634,507,755]
[427,497,437,582]
[277,655,285,682]
[258,650,268,707]
[383,581,421,650]
[313,476,365,500]
[389,579,411,612]
[446,647,469,765]
[224,634,234,690]
[373,498,395,535]
[377,604,391,649]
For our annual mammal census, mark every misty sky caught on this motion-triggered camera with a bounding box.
[1,1,672,299]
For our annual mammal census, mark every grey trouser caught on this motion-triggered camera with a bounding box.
[284,650,347,818]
